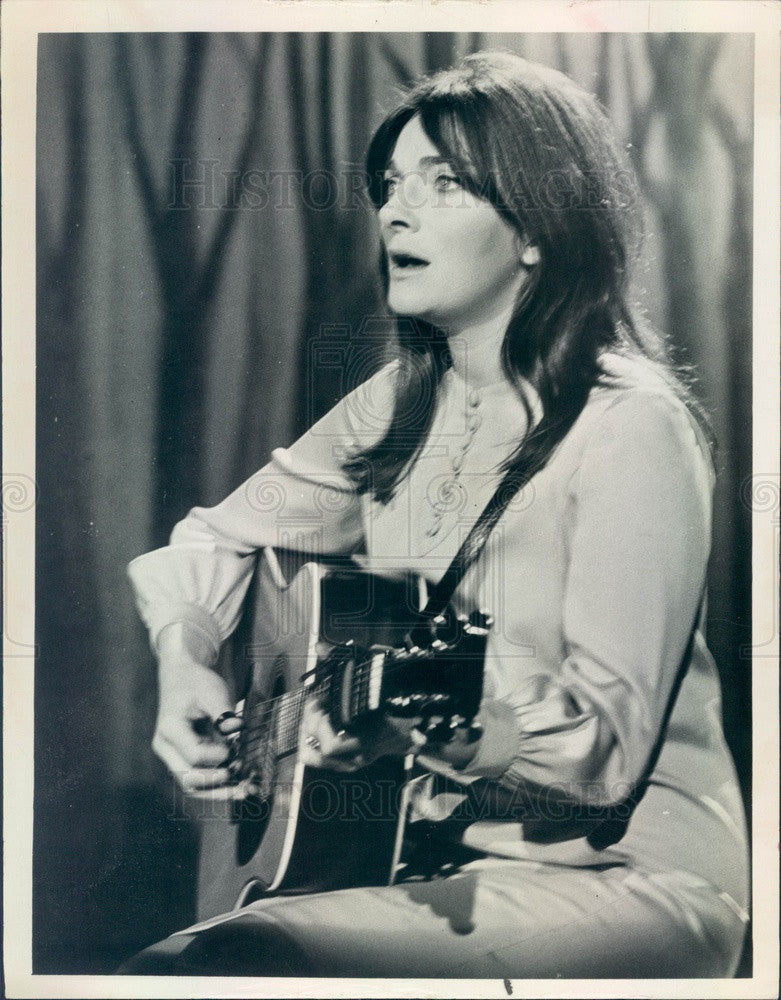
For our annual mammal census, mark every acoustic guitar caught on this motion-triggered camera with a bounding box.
[191,547,490,921]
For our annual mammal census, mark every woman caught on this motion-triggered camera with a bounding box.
[124,52,749,978]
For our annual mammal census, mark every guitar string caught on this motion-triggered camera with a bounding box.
[235,639,473,767]
[240,656,372,759]
[238,648,398,765]
[241,684,319,759]
[238,645,455,758]
[238,653,372,757]
[240,664,355,759]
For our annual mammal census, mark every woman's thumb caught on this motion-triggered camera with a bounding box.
[196,669,234,721]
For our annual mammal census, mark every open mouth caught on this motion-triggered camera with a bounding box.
[389,252,430,270]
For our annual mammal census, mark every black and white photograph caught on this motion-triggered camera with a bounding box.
[2,2,779,997]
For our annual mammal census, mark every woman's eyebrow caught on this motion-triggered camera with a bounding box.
[384,155,454,173]
[419,155,453,168]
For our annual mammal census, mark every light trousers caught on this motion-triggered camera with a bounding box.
[120,856,747,978]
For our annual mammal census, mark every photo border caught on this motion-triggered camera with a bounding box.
[2,2,779,998]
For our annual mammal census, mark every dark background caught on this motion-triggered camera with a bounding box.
[34,32,753,973]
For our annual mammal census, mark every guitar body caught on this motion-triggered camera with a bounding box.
[194,548,487,922]
[196,753,407,920]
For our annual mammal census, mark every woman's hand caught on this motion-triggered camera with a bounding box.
[299,697,425,771]
[298,698,482,772]
[153,654,241,797]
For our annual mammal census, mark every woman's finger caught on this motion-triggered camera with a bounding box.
[213,712,242,736]
[300,701,364,770]
[320,730,361,758]
[187,782,247,802]
[158,716,230,767]
[153,733,232,791]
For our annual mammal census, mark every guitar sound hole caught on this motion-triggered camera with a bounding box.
[235,795,271,865]
[271,659,287,698]
[231,658,291,868]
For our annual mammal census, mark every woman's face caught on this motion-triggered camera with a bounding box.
[379,116,525,334]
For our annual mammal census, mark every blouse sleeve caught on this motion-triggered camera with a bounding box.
[460,389,714,807]
[127,363,398,663]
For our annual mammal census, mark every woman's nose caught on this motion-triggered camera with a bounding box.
[378,176,423,232]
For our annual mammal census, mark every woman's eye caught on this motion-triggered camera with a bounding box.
[382,175,399,200]
[433,173,461,192]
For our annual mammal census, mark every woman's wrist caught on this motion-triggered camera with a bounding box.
[156,620,219,669]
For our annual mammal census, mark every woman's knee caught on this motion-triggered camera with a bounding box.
[117,914,315,977]
[116,933,197,975]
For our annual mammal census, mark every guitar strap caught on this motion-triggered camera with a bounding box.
[418,465,530,621]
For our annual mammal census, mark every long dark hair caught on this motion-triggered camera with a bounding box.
[343,51,713,503]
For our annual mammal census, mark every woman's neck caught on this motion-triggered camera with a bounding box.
[445,310,512,388]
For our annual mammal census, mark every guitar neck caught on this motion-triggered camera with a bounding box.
[241,648,389,762]
[257,654,378,757]
[242,630,489,769]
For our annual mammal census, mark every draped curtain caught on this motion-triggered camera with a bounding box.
[34,32,753,972]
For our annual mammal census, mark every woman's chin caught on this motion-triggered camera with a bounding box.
[387,292,424,317]
[387,296,440,327]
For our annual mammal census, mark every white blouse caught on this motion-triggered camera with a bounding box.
[128,354,749,909]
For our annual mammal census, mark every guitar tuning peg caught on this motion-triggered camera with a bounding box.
[466,609,493,634]
[407,615,439,650]
[404,629,424,654]
[423,614,444,652]
[445,717,483,743]
[416,716,450,743]
[434,608,461,646]
[462,720,484,744]
[450,614,471,648]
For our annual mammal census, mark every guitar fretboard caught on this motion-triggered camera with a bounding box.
[241,651,383,765]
